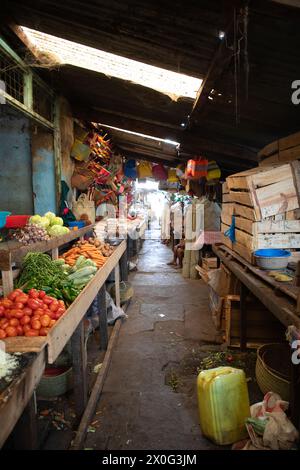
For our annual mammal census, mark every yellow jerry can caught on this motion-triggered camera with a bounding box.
[197,366,250,445]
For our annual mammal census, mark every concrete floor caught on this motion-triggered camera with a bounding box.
[84,236,221,450]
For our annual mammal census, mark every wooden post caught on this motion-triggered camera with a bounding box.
[119,250,128,282]
[295,262,300,315]
[240,284,248,351]
[12,394,38,450]
[290,361,300,431]
[114,264,121,308]
[51,247,59,260]
[98,285,108,351]
[71,321,87,419]
[1,269,14,296]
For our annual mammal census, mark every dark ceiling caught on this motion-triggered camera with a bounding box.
[2,0,300,175]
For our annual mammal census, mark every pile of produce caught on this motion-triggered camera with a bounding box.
[55,256,98,290]
[0,288,66,338]
[0,350,19,381]
[29,212,70,237]
[62,238,113,268]
[12,223,50,245]
[16,252,80,305]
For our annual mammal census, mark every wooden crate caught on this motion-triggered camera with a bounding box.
[235,227,300,251]
[259,131,300,166]
[221,222,233,250]
[222,294,285,348]
[202,257,218,270]
[226,162,300,220]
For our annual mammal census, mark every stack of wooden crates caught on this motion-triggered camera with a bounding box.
[221,161,300,263]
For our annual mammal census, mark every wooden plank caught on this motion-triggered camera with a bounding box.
[252,164,293,188]
[280,145,300,163]
[256,179,298,218]
[119,250,128,282]
[0,351,45,448]
[51,247,59,260]
[3,337,47,354]
[256,219,300,233]
[71,318,123,450]
[259,154,280,166]
[229,191,254,208]
[291,160,300,207]
[258,140,279,159]
[221,202,235,215]
[234,203,257,221]
[46,241,126,363]
[279,131,300,152]
[235,229,254,250]
[235,228,300,250]
[240,284,249,351]
[222,181,229,194]
[222,193,233,203]
[11,394,37,450]
[98,286,108,351]
[221,213,233,226]
[232,241,253,264]
[0,225,95,271]
[235,217,254,235]
[213,246,300,329]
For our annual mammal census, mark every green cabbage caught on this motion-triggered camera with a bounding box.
[51,216,64,226]
[47,225,70,237]
[29,215,42,225]
[44,211,56,222]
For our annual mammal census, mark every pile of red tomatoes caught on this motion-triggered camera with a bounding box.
[0,289,66,339]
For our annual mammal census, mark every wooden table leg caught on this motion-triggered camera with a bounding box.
[12,394,38,449]
[2,269,14,296]
[119,250,128,282]
[290,359,300,431]
[71,321,87,419]
[240,284,248,351]
[98,285,108,351]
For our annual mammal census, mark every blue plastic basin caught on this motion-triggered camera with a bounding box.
[254,249,291,258]
[0,211,11,229]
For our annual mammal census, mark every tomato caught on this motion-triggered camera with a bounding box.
[43,296,53,305]
[49,319,56,327]
[55,307,65,318]
[23,307,33,316]
[22,324,31,333]
[14,310,25,319]
[58,300,65,308]
[5,309,13,319]
[2,299,13,308]
[9,318,19,327]
[49,301,59,313]
[0,329,6,339]
[28,289,39,299]
[8,289,22,301]
[34,308,45,316]
[40,314,50,327]
[25,329,39,337]
[0,318,9,329]
[15,294,29,304]
[16,325,23,336]
[20,315,31,326]
[39,290,46,299]
[0,306,4,316]
[31,315,41,322]
[5,326,17,337]
[13,302,24,310]
[39,327,49,336]
[42,303,48,310]
[31,319,41,331]
[27,299,42,310]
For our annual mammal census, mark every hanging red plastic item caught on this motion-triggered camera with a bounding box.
[186,157,208,179]
[152,163,168,181]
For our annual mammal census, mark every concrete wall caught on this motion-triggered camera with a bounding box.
[31,128,56,214]
[0,106,34,214]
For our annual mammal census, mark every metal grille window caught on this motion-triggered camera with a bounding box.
[32,77,53,122]
[0,49,24,103]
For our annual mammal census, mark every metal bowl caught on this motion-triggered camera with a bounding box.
[254,249,291,270]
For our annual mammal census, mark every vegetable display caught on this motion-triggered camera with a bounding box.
[12,223,50,245]
[61,239,113,268]
[29,212,69,238]
[56,256,98,290]
[0,289,66,338]
[16,253,80,305]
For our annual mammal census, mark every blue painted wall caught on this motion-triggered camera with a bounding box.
[0,106,34,214]
[31,130,56,215]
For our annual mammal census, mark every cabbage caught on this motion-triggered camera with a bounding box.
[48,225,69,237]
[44,211,56,222]
[51,216,64,226]
[29,215,42,225]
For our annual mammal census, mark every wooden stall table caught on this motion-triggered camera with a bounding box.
[213,244,300,430]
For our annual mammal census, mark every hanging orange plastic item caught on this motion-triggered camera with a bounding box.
[186,157,208,179]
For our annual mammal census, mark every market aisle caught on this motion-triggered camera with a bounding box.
[84,235,220,450]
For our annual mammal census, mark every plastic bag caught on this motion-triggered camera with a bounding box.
[167,168,178,183]
[70,139,91,161]
[152,163,167,181]
[106,291,126,325]
[124,159,137,179]
[137,161,153,179]
[72,193,96,223]
[186,158,208,179]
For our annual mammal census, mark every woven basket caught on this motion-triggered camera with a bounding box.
[256,343,291,401]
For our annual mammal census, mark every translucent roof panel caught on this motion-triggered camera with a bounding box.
[21,27,202,101]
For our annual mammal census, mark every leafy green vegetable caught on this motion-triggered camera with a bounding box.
[47,225,69,237]
[50,216,64,226]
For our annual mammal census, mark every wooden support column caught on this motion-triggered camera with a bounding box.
[1,269,14,296]
[51,247,59,260]
[12,394,38,450]
[240,284,249,351]
[71,321,87,419]
[114,264,121,308]
[290,361,300,430]
[98,285,108,351]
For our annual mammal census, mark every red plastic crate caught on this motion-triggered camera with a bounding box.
[5,215,31,228]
